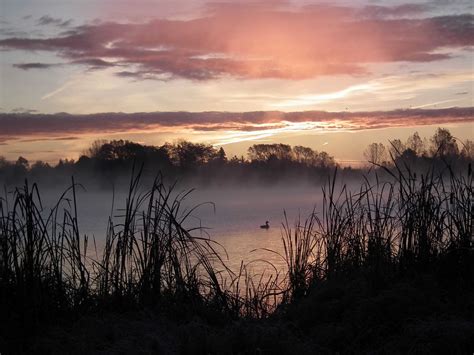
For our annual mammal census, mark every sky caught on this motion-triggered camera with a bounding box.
[0,0,473,164]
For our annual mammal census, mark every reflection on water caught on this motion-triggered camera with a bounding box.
[189,187,323,275]
[37,184,326,275]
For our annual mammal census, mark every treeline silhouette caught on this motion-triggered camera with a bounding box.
[0,127,472,186]
[0,140,338,186]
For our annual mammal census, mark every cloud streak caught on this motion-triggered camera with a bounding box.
[13,63,60,70]
[1,3,472,80]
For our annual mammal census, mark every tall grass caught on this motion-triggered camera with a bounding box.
[0,179,90,343]
[279,162,473,300]
[94,167,228,307]
[1,161,472,347]
[0,169,235,347]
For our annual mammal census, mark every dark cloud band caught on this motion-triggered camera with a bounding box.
[0,108,472,142]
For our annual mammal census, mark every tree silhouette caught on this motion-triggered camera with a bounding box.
[216,147,227,164]
[16,156,29,169]
[388,139,405,158]
[430,128,459,157]
[316,151,336,168]
[293,146,318,166]
[363,143,387,165]
[460,139,474,160]
[168,140,219,168]
[406,132,425,156]
[248,144,293,162]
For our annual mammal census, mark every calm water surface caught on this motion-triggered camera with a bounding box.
[38,184,328,275]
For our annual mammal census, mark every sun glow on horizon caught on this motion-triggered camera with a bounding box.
[212,121,358,146]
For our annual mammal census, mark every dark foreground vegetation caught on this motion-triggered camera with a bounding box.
[1,150,473,353]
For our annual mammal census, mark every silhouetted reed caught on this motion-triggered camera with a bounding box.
[277,161,472,301]
[1,160,472,350]
[94,167,228,307]
[0,178,90,340]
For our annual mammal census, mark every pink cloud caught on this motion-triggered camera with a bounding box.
[1,4,473,80]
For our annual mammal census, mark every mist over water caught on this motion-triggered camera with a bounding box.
[19,180,343,275]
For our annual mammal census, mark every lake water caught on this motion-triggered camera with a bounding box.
[35,183,327,276]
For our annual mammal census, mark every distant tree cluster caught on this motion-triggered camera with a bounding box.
[363,128,473,167]
[0,139,337,186]
[248,144,336,168]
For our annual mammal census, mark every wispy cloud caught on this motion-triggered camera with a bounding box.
[271,83,378,108]
[270,72,473,109]
[412,98,465,109]
[41,76,81,100]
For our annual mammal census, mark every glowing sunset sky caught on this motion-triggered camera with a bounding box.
[0,0,473,163]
